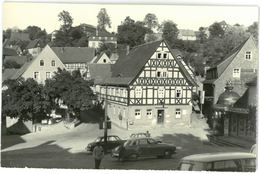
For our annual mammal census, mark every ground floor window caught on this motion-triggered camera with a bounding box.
[147,109,152,119]
[135,109,141,119]
[175,108,181,118]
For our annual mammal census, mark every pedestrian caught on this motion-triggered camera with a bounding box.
[92,142,104,169]
[146,130,151,137]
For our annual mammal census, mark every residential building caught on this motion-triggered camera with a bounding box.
[203,36,258,125]
[88,29,117,48]
[4,55,32,67]
[26,39,44,57]
[90,52,112,64]
[178,29,197,41]
[213,78,256,143]
[10,45,66,84]
[51,47,95,77]
[9,31,30,42]
[95,40,197,130]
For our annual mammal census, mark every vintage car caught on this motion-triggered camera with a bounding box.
[178,152,256,172]
[111,137,176,161]
[86,135,125,153]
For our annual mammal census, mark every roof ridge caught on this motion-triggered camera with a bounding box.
[131,39,163,50]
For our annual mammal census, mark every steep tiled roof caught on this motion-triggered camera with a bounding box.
[11,61,33,80]
[112,40,162,78]
[51,47,95,63]
[10,32,30,41]
[4,56,29,66]
[2,69,18,82]
[26,39,44,49]
[3,48,17,56]
[207,36,252,80]
[90,29,115,38]
[96,40,197,86]
[89,64,112,81]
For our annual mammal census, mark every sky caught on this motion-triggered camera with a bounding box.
[3,2,258,34]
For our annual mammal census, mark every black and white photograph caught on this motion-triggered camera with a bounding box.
[1,0,259,172]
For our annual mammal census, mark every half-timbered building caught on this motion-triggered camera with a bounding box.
[95,40,197,130]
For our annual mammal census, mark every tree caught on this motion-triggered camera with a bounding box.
[161,20,179,47]
[209,22,225,38]
[97,8,111,30]
[143,13,159,30]
[24,26,47,40]
[58,10,73,32]
[247,22,258,42]
[2,78,47,122]
[97,43,117,57]
[118,16,152,47]
[198,27,208,43]
[45,68,96,119]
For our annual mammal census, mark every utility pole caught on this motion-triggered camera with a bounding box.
[104,85,108,152]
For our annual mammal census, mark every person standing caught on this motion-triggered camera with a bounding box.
[92,142,104,169]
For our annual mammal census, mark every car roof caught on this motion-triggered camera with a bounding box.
[128,137,151,141]
[97,135,119,138]
[181,152,256,163]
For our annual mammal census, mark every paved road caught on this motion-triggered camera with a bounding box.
[1,116,249,170]
[1,139,248,170]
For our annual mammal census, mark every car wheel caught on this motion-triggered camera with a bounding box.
[164,150,172,158]
[129,153,138,161]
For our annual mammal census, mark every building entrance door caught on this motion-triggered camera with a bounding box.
[157,110,164,124]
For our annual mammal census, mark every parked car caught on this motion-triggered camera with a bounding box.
[250,144,257,155]
[111,137,176,161]
[86,135,125,153]
[178,152,256,172]
[130,132,149,138]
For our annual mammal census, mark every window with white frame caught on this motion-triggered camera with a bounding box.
[135,87,142,98]
[245,51,252,60]
[135,109,141,119]
[162,71,167,77]
[158,88,165,98]
[233,68,240,78]
[175,108,181,118]
[147,109,152,119]
[51,60,55,66]
[34,72,39,79]
[176,88,182,98]
[46,72,51,79]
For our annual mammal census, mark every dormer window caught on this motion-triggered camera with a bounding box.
[40,60,44,66]
[245,51,252,60]
[157,53,162,59]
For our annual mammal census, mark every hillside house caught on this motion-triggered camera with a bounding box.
[88,29,117,48]
[203,36,258,123]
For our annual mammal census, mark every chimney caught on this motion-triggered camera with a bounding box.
[60,47,65,53]
[126,45,130,55]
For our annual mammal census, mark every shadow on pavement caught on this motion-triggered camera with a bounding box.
[1,134,26,150]
[1,140,74,168]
